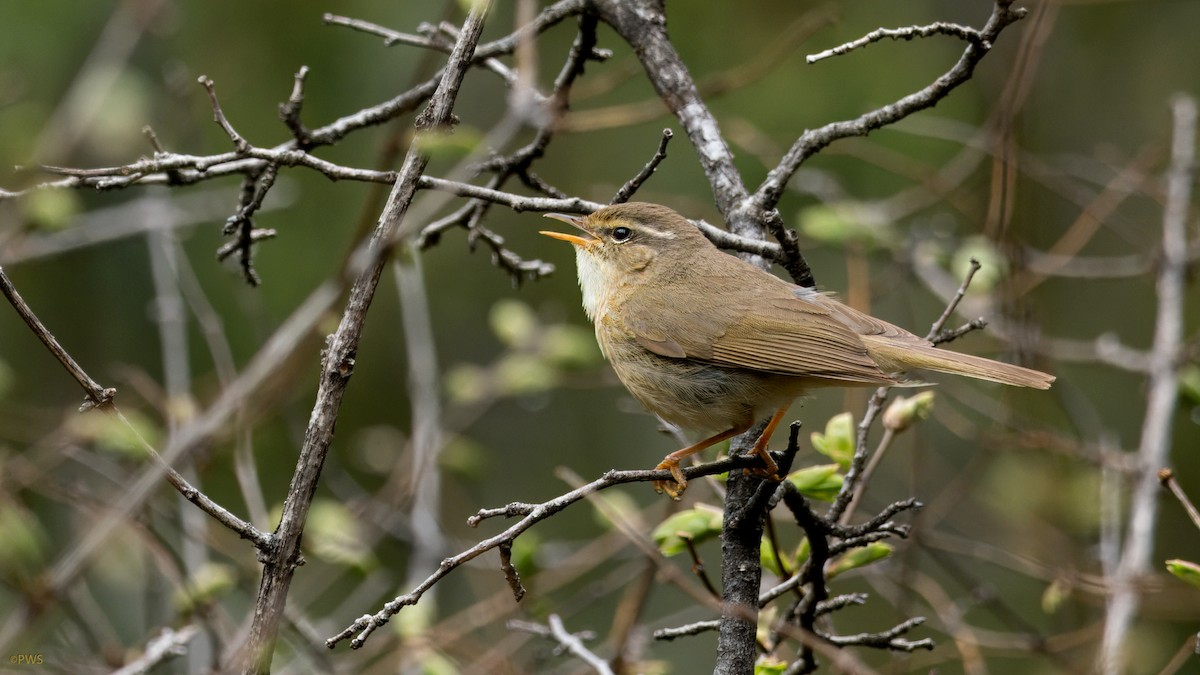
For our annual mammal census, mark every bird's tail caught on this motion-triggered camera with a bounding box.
[861,335,1054,389]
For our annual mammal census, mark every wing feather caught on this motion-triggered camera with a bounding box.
[621,272,895,385]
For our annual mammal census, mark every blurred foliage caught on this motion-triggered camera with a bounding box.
[787,463,844,502]
[0,1,1198,673]
[810,412,855,471]
[652,503,723,557]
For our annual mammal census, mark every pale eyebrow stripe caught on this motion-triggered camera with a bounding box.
[636,225,676,239]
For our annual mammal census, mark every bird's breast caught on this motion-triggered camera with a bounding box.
[595,323,807,435]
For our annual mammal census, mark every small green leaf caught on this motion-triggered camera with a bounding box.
[68,410,159,459]
[173,563,236,615]
[417,651,461,675]
[953,237,1005,292]
[827,542,892,578]
[22,189,81,231]
[882,391,936,433]
[787,464,844,502]
[307,499,376,573]
[794,537,811,567]
[510,532,541,578]
[760,535,792,578]
[592,490,640,529]
[651,504,723,556]
[1041,577,1071,614]
[444,363,489,404]
[797,203,894,248]
[438,436,487,480]
[0,504,48,581]
[396,600,436,639]
[754,655,788,675]
[811,413,854,471]
[489,299,539,349]
[413,124,483,159]
[495,353,558,395]
[1179,366,1200,405]
[1166,559,1200,589]
[541,324,602,369]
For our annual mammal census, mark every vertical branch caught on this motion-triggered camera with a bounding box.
[392,252,449,594]
[1099,94,1195,673]
[147,202,214,672]
[588,0,752,229]
[235,3,494,673]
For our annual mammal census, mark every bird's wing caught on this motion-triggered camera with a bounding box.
[623,274,896,385]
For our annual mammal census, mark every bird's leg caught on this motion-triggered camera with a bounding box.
[746,405,788,479]
[654,425,748,499]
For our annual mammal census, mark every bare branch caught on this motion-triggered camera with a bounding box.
[498,541,526,602]
[0,268,272,557]
[509,615,614,675]
[611,128,673,204]
[754,1,1029,212]
[110,625,201,675]
[326,452,780,650]
[807,22,985,64]
[198,76,250,154]
[927,257,981,340]
[0,266,114,410]
[1159,469,1200,534]
[654,620,720,641]
[279,66,312,147]
[818,617,934,652]
[931,318,989,346]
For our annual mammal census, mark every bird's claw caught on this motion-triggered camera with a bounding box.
[653,460,687,499]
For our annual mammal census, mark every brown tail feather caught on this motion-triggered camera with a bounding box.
[861,335,1054,389]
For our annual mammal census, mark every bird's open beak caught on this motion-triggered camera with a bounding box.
[540,213,597,248]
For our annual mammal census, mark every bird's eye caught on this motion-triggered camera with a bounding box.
[611,226,633,242]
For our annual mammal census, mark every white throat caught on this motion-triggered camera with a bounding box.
[574,248,608,322]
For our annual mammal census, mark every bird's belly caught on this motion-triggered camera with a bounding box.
[604,339,806,435]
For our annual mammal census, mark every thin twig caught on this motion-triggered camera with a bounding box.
[1159,469,1200,534]
[509,616,613,675]
[755,1,1029,212]
[198,76,249,154]
[932,318,989,346]
[654,620,720,641]
[0,267,270,549]
[928,257,981,339]
[110,625,201,675]
[807,22,985,64]
[683,536,722,599]
[498,542,525,602]
[0,267,114,410]
[818,617,934,652]
[611,128,673,204]
[279,66,312,147]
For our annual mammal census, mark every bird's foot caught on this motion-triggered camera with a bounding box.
[653,459,688,499]
[743,446,781,481]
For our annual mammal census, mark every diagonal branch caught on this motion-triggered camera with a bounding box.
[753,1,1029,213]
[236,4,495,672]
[0,267,268,549]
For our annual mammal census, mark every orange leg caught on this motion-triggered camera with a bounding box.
[654,425,748,499]
[748,405,788,479]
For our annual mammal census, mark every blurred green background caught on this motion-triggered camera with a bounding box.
[1,1,1199,673]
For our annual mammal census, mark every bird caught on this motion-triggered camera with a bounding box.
[540,202,1054,497]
